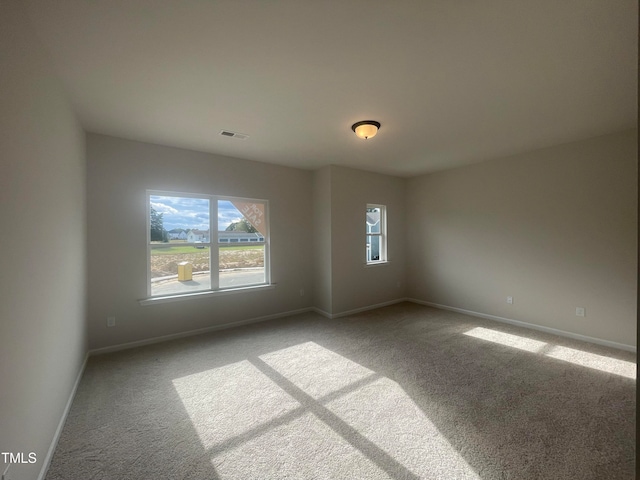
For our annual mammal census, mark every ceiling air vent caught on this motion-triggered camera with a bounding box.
[220,130,249,140]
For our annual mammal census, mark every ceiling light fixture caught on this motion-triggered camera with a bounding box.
[351,120,381,140]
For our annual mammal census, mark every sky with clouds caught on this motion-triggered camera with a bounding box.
[151,195,244,231]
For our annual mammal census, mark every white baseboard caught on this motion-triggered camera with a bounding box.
[311,307,332,318]
[312,298,407,319]
[408,298,637,353]
[38,353,89,480]
[332,298,407,318]
[89,307,315,356]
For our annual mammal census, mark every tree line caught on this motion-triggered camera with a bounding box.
[150,207,257,243]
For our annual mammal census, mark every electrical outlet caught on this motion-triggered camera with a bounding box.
[299,288,305,297]
[575,307,585,317]
[107,316,116,327]
[506,296,513,305]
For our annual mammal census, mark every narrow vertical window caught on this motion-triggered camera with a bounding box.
[366,204,386,264]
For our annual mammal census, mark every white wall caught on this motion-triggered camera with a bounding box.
[0,1,87,479]
[330,166,407,314]
[87,142,408,344]
[407,130,637,347]
[312,166,406,316]
[86,134,314,349]
[312,166,332,313]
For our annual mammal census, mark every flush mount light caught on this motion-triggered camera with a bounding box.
[351,120,381,140]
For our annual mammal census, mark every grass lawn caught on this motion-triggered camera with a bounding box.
[150,244,264,277]
[151,244,262,255]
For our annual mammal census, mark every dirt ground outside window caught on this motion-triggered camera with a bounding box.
[150,247,264,278]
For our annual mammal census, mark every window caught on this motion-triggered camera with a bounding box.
[148,192,269,298]
[366,204,386,264]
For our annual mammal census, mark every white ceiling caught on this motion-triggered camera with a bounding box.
[24,0,637,177]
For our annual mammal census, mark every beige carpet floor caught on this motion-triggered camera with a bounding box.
[46,303,636,479]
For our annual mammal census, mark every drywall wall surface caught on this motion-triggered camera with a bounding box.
[329,166,407,314]
[0,2,88,479]
[312,166,332,313]
[407,130,637,346]
[86,134,313,349]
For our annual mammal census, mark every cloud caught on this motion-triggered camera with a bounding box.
[150,201,179,215]
[150,195,262,231]
[150,195,256,232]
[150,195,210,231]
[218,200,242,230]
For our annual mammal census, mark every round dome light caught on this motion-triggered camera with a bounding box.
[351,120,381,139]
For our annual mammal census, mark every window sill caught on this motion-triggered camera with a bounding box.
[139,283,276,306]
[365,261,389,267]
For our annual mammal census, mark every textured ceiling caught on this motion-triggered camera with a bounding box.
[24,0,638,176]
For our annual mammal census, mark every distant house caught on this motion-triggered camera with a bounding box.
[167,230,187,240]
[187,229,210,243]
[184,230,263,244]
[218,231,264,243]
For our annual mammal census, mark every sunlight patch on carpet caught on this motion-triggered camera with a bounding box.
[209,411,391,479]
[464,327,636,379]
[463,327,547,352]
[324,377,480,479]
[545,345,636,379]
[172,342,481,479]
[261,342,480,479]
[172,360,301,449]
[259,341,376,399]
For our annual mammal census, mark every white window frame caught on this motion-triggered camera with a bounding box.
[146,190,270,301]
[366,204,387,264]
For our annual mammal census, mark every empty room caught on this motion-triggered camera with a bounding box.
[1,1,637,479]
